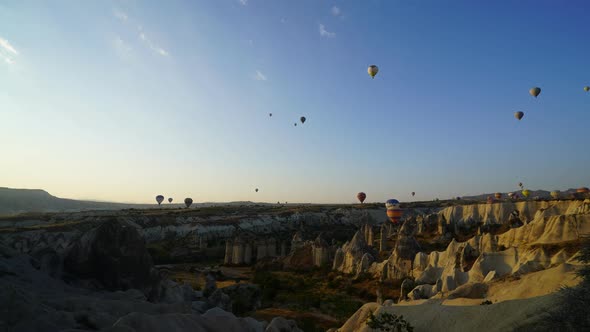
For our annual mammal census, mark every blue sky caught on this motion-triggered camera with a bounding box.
[1,0,589,204]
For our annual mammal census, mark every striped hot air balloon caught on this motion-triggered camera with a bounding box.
[385,199,402,224]
[357,192,366,204]
[386,209,403,224]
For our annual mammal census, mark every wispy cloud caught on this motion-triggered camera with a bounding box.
[139,30,169,56]
[0,37,18,55]
[254,70,267,81]
[113,36,132,58]
[112,9,169,57]
[0,37,18,65]
[113,8,128,21]
[319,24,335,38]
[238,0,247,5]
[331,6,342,17]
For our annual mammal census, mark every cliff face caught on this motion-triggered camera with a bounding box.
[407,199,590,300]
[329,199,590,301]
[0,207,384,259]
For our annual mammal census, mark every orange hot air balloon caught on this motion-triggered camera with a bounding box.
[494,192,502,200]
[386,208,403,224]
[357,192,366,204]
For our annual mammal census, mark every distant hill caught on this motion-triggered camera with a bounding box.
[0,188,282,216]
[0,187,154,216]
[461,188,580,201]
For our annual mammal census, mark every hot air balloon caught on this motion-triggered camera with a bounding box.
[300,116,306,124]
[385,199,402,224]
[168,198,173,203]
[508,192,514,199]
[577,187,590,194]
[156,195,164,205]
[495,193,502,200]
[518,182,523,189]
[385,199,400,210]
[269,113,272,117]
[550,191,560,199]
[255,188,259,193]
[357,192,366,204]
[584,86,589,92]
[184,198,193,208]
[294,123,297,126]
[386,209,403,224]
[487,196,494,204]
[514,111,524,120]
[411,192,415,197]
[368,65,379,79]
[529,87,541,98]
[522,189,530,198]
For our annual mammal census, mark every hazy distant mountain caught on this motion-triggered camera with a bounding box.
[461,189,579,201]
[0,188,280,216]
[0,187,153,215]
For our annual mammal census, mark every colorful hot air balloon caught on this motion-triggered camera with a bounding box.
[550,191,560,199]
[184,197,193,208]
[168,197,173,203]
[385,199,402,224]
[577,187,590,194]
[357,192,366,204]
[495,193,502,200]
[156,195,164,205]
[584,86,589,92]
[386,209,403,224]
[411,192,415,197]
[522,189,531,198]
[385,199,400,210]
[300,116,306,124]
[514,111,524,120]
[368,65,379,79]
[529,87,541,98]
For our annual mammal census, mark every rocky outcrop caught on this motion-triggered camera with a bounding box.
[221,284,262,314]
[265,317,304,332]
[0,244,301,332]
[63,218,162,301]
[283,233,334,270]
[404,200,590,301]
[332,231,377,276]
[224,232,287,265]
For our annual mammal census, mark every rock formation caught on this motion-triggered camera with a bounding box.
[63,218,162,300]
